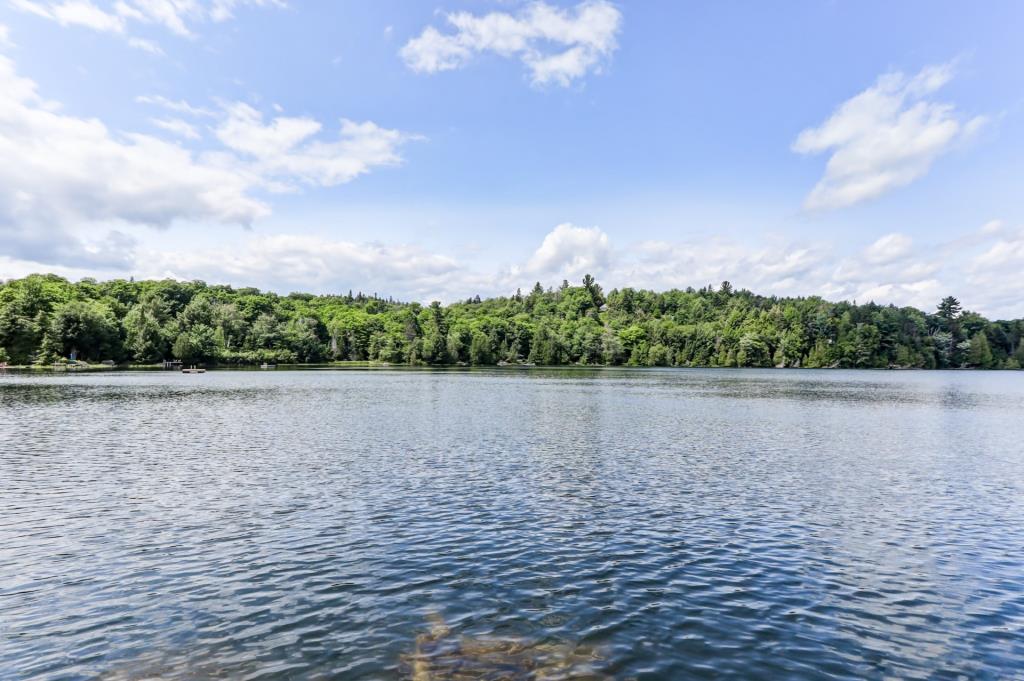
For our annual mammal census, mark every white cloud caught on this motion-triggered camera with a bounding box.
[136,94,214,117]
[979,219,1003,235]
[400,0,622,86]
[13,0,128,33]
[966,225,1024,318]
[215,103,411,189]
[127,36,164,54]
[216,102,321,157]
[972,236,1024,270]
[619,238,828,297]
[0,23,14,47]
[0,51,259,229]
[151,117,200,139]
[143,235,466,299]
[863,232,913,264]
[794,63,986,210]
[518,222,610,279]
[53,0,126,32]
[501,222,1022,317]
[0,52,410,268]
[208,0,283,23]
[11,0,284,47]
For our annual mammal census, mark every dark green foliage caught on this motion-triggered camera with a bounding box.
[0,273,1021,368]
[44,300,121,362]
[937,296,962,321]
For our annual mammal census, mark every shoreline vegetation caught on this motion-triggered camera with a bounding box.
[1,273,1021,371]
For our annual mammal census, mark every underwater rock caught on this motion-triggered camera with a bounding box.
[401,614,609,680]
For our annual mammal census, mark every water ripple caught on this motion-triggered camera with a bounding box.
[2,368,1023,679]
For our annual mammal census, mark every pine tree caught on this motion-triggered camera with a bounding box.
[937,296,962,320]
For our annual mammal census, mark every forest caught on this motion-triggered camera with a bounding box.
[1,273,1021,369]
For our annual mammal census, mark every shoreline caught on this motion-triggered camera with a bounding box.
[1,362,1016,372]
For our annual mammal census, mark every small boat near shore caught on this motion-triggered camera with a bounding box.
[260,363,276,369]
[182,366,206,374]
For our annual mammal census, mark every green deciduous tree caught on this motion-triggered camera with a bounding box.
[968,332,993,368]
[0,276,1020,371]
[45,300,120,362]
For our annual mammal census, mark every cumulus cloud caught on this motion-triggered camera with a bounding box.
[400,0,622,86]
[517,222,610,279]
[500,223,1023,318]
[794,63,987,210]
[11,0,284,50]
[0,22,14,47]
[0,52,411,269]
[4,219,1023,318]
[0,52,266,230]
[477,222,1008,317]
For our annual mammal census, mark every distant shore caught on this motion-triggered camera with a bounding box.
[2,361,1016,372]
[2,274,1021,371]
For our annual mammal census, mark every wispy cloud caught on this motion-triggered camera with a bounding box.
[136,94,215,117]
[10,0,285,52]
[127,36,164,55]
[862,232,913,265]
[215,102,413,189]
[151,117,200,140]
[793,62,987,210]
[400,0,622,87]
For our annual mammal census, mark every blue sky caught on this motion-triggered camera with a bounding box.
[1,1,1022,316]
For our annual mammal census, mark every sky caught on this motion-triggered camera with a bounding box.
[1,1,1022,317]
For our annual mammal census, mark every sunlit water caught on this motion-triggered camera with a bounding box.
[2,368,1023,680]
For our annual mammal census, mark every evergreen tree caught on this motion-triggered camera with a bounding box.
[937,296,962,321]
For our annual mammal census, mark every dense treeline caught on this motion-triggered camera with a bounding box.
[1,273,1022,369]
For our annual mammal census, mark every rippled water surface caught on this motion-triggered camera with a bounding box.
[2,368,1024,680]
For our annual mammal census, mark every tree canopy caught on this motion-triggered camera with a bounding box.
[1,273,1022,369]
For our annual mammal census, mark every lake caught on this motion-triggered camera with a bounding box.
[2,368,1023,679]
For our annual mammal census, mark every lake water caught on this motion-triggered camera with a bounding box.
[2,368,1023,680]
